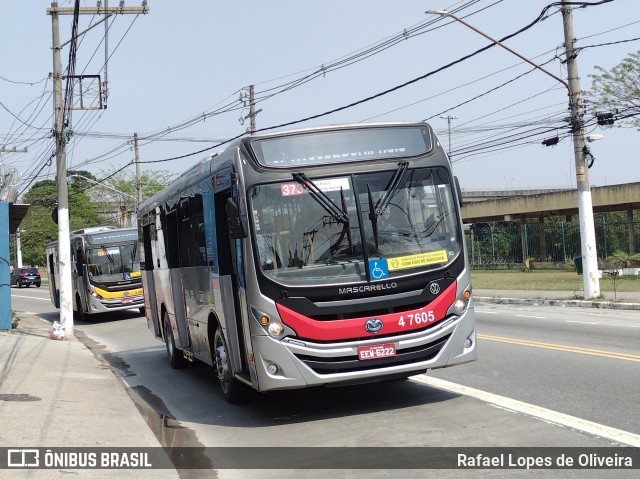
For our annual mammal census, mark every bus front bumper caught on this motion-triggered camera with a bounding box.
[90,294,145,313]
[251,308,476,392]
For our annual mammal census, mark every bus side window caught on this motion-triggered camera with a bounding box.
[192,194,207,267]
[165,209,180,269]
[214,191,232,276]
[178,197,194,267]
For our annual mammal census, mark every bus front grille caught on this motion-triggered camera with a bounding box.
[293,334,450,374]
[102,299,144,308]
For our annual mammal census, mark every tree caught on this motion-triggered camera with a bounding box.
[87,167,175,227]
[586,50,640,130]
[18,179,102,266]
[606,250,640,268]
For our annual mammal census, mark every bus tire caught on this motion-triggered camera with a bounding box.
[74,294,87,322]
[164,311,187,369]
[213,327,244,403]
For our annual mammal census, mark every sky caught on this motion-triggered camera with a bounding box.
[1,0,639,200]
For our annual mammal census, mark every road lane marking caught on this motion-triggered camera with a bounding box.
[411,375,640,447]
[478,333,640,362]
[11,295,51,301]
[516,314,547,319]
[566,320,598,325]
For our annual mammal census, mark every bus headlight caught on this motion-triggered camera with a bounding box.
[453,298,466,314]
[252,307,288,338]
[267,322,284,337]
[90,291,103,300]
[449,289,471,316]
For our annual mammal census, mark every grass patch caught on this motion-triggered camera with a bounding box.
[471,269,640,293]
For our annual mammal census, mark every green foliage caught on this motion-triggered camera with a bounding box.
[11,310,19,329]
[587,50,640,131]
[18,179,103,266]
[605,250,640,268]
[15,168,173,267]
[95,167,175,202]
[88,167,175,226]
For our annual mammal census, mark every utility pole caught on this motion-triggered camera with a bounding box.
[47,1,149,337]
[439,115,457,157]
[50,2,74,336]
[249,85,256,134]
[16,228,23,268]
[134,132,142,204]
[561,1,599,298]
[426,6,600,299]
[240,85,261,134]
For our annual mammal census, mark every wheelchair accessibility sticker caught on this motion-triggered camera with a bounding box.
[368,259,389,280]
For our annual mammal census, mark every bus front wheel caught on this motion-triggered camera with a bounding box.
[213,328,244,403]
[74,295,87,322]
[164,311,187,369]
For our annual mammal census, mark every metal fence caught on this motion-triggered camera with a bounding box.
[465,217,640,266]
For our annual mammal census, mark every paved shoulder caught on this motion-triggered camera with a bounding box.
[0,314,179,478]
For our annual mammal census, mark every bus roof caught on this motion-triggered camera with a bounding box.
[46,227,138,248]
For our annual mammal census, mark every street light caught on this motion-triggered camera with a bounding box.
[426,6,600,298]
[70,174,138,228]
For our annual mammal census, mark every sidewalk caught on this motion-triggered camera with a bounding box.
[474,288,640,310]
[0,313,179,478]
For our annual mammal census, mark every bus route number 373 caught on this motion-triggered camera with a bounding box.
[398,311,435,328]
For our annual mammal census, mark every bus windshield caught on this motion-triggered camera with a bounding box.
[250,166,462,286]
[85,243,141,284]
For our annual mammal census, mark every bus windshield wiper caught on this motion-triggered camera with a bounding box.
[373,161,409,220]
[293,172,353,254]
[292,172,349,225]
[101,245,114,265]
[367,184,379,249]
[367,161,408,248]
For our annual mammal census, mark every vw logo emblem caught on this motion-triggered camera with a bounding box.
[429,282,440,295]
[364,318,383,334]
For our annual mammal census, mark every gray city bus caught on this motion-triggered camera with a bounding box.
[137,122,477,402]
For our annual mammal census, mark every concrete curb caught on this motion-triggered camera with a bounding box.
[475,296,640,311]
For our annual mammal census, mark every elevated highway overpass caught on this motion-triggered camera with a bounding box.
[460,182,640,255]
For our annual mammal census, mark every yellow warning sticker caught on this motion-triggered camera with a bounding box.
[387,250,448,271]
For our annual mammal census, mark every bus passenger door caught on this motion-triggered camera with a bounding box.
[142,221,161,338]
[214,189,249,379]
[165,208,191,350]
[72,239,86,313]
[47,249,59,308]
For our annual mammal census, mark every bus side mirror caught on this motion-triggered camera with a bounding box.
[226,197,248,239]
[454,176,463,208]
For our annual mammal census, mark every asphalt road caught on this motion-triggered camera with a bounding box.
[430,302,640,435]
[10,287,640,478]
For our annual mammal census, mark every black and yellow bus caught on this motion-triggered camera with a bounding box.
[46,226,144,320]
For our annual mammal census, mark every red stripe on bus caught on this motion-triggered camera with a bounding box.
[276,281,457,341]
